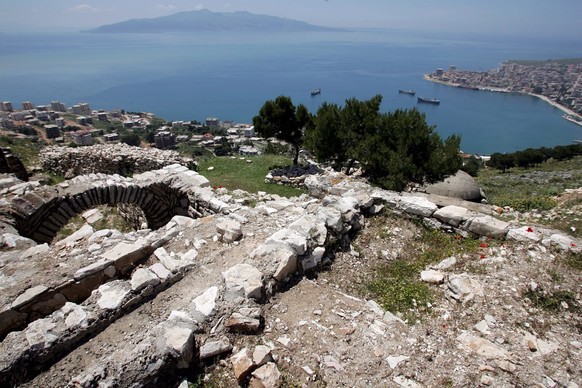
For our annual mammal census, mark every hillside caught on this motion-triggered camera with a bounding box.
[85,10,343,33]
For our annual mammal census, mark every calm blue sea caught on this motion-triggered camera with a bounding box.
[1,29,581,155]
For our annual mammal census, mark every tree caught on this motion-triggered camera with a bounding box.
[253,96,311,165]
[461,156,482,177]
[489,152,515,173]
[306,96,462,191]
[120,132,141,147]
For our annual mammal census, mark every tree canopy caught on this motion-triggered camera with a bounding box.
[305,95,462,191]
[252,96,311,165]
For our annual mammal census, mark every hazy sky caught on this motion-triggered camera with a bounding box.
[2,0,581,38]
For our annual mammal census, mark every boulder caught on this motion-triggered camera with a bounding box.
[463,215,509,238]
[433,205,472,227]
[222,264,263,301]
[397,196,437,217]
[424,170,482,201]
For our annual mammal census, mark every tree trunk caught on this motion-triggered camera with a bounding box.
[345,159,356,175]
[293,144,300,165]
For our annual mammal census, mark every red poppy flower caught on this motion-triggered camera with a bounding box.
[572,243,577,247]
[480,243,487,248]
[480,254,486,259]
[526,227,534,233]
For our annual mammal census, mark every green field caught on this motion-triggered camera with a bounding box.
[197,155,305,198]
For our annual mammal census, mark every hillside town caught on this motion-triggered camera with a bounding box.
[425,59,582,124]
[0,100,261,154]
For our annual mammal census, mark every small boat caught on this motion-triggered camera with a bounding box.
[417,97,440,105]
[310,88,321,96]
[398,89,416,95]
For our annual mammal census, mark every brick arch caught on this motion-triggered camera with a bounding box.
[9,182,194,244]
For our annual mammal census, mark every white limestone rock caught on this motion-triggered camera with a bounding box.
[463,215,509,238]
[448,274,484,303]
[251,243,297,281]
[11,285,48,309]
[433,205,472,227]
[21,243,50,258]
[96,280,131,310]
[420,270,445,284]
[55,224,95,247]
[250,362,282,388]
[397,196,438,217]
[192,286,219,318]
[222,264,263,301]
[130,268,160,292]
[216,218,243,243]
[457,331,510,359]
[200,337,233,359]
[266,229,307,255]
[73,258,114,280]
[507,226,543,243]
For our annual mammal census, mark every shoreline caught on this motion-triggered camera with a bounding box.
[424,75,582,121]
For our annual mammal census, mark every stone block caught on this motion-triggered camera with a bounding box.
[433,205,472,227]
[464,215,509,238]
[73,258,114,280]
[11,285,49,309]
[130,268,160,292]
[96,280,131,310]
[222,264,263,301]
[266,229,307,255]
[101,242,148,274]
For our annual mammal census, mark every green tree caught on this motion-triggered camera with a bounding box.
[252,96,311,165]
[120,132,141,147]
[461,156,482,177]
[489,152,515,173]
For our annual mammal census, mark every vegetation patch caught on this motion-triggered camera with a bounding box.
[524,288,580,312]
[364,218,484,323]
[197,155,305,197]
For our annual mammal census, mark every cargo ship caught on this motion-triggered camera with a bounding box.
[398,89,416,95]
[417,97,440,105]
[310,88,321,96]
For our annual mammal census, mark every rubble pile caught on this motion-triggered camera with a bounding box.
[0,167,580,387]
[39,144,197,178]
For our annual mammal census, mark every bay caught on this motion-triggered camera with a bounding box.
[0,29,581,155]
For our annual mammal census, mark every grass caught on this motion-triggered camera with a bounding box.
[197,155,305,198]
[54,205,134,242]
[524,288,580,312]
[477,156,582,236]
[0,136,44,167]
[364,216,484,323]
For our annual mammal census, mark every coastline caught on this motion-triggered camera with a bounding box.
[423,74,582,121]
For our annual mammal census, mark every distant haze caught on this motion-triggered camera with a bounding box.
[2,0,581,38]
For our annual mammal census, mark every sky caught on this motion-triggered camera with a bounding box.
[1,0,581,38]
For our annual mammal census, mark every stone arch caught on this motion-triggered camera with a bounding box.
[8,182,194,244]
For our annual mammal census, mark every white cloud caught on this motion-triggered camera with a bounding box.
[70,4,98,13]
[156,4,177,11]
[194,4,204,11]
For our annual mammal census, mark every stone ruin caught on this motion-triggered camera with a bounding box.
[0,159,580,386]
[0,147,28,182]
[40,143,197,178]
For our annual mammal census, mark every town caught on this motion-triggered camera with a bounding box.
[425,59,582,124]
[0,100,262,155]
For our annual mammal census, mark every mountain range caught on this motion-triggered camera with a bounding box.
[85,10,343,33]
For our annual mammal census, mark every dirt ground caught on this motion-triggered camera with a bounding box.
[200,212,582,387]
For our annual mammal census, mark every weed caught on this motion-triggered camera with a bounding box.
[524,289,579,312]
[564,252,582,271]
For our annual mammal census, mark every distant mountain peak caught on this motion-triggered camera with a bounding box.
[85,10,343,33]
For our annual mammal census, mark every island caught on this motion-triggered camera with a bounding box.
[424,59,582,125]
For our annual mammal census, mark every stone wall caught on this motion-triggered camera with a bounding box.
[1,167,580,386]
[40,143,197,178]
[0,148,28,182]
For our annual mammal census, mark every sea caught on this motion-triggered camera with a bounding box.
[1,29,581,155]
